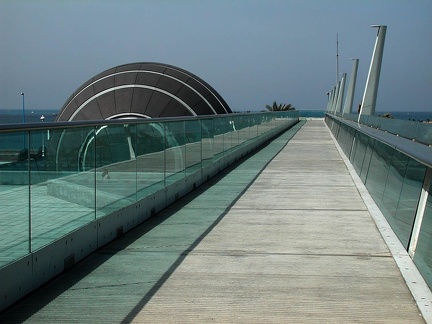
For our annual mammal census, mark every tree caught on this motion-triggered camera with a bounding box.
[265,101,295,111]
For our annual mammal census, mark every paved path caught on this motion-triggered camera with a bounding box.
[0,120,425,323]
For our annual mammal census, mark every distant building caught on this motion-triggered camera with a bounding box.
[56,62,232,122]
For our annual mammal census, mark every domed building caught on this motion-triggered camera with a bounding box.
[48,63,232,171]
[56,62,232,121]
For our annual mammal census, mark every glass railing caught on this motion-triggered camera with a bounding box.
[334,112,432,146]
[298,110,326,118]
[326,114,432,290]
[0,111,299,268]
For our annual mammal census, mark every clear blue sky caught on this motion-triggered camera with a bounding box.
[1,0,431,112]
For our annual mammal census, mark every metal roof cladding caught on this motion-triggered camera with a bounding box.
[56,62,232,122]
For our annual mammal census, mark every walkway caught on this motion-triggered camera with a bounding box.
[0,120,425,323]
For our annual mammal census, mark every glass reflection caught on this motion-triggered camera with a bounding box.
[0,112,298,268]
[94,124,137,217]
[136,123,165,199]
[164,121,186,185]
[413,180,432,289]
[0,131,30,266]
[394,159,425,247]
[32,126,96,250]
[184,119,202,174]
[201,119,214,167]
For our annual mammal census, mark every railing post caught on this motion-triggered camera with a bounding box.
[408,167,432,258]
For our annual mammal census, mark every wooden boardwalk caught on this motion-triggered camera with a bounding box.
[0,120,426,323]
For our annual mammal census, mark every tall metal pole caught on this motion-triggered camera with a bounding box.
[21,92,25,123]
[40,114,45,157]
[336,33,339,83]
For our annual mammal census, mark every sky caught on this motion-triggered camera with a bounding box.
[0,0,431,113]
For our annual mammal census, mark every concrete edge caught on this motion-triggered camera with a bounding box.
[327,124,432,323]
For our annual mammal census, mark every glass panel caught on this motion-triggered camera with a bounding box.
[240,115,250,144]
[380,150,407,242]
[331,119,339,134]
[33,126,96,250]
[364,140,392,201]
[0,113,300,267]
[343,113,358,122]
[243,113,258,142]
[164,121,186,185]
[223,116,235,153]
[213,118,225,160]
[350,131,366,176]
[201,119,214,167]
[380,118,407,137]
[249,115,256,138]
[394,158,426,247]
[390,119,418,140]
[0,130,30,266]
[348,113,432,145]
[231,116,240,149]
[184,119,202,174]
[249,122,258,142]
[360,136,375,183]
[95,124,137,217]
[338,123,354,158]
[415,122,432,146]
[259,114,272,137]
[413,178,432,290]
[136,123,165,200]
[234,115,243,149]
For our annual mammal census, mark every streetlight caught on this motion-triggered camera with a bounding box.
[40,114,45,157]
[20,93,25,123]
[20,93,26,149]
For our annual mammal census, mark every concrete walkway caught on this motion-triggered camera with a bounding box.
[0,120,425,323]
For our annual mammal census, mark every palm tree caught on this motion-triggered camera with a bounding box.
[265,101,295,111]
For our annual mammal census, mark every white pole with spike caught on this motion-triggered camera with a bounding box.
[335,73,346,114]
[359,25,387,120]
[343,58,359,115]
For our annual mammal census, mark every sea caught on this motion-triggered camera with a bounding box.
[0,109,58,125]
[1,109,432,125]
[0,109,59,152]
[0,108,431,151]
[383,111,432,122]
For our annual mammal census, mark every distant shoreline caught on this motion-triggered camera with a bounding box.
[0,109,431,125]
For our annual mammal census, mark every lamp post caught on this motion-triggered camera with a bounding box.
[40,114,45,157]
[20,92,25,123]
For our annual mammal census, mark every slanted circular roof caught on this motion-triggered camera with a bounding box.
[56,62,232,121]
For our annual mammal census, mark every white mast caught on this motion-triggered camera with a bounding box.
[336,33,339,83]
[359,25,387,118]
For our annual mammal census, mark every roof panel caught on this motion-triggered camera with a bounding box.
[115,88,133,115]
[130,88,153,116]
[95,91,117,119]
[144,92,174,117]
